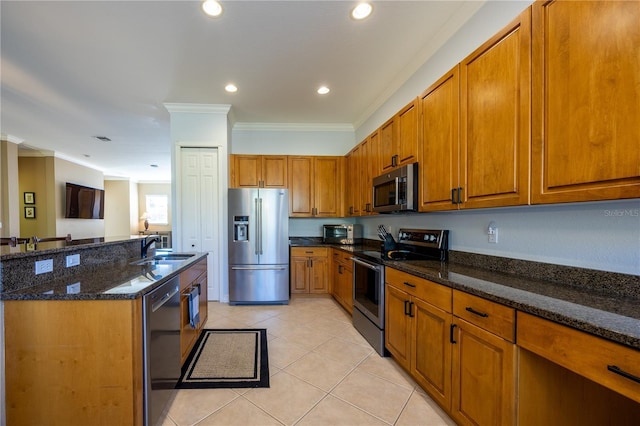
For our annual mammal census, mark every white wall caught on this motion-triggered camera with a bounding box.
[232,125,355,156]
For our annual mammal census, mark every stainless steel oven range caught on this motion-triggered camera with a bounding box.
[351,228,449,356]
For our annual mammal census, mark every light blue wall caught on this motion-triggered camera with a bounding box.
[357,199,640,276]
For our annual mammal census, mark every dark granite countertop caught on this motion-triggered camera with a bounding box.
[0,253,208,301]
[289,238,640,350]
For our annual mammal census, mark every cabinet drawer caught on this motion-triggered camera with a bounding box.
[518,312,640,404]
[333,249,353,265]
[386,268,451,312]
[453,290,515,342]
[291,247,328,257]
[180,258,207,290]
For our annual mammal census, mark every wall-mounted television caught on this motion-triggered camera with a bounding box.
[65,182,105,219]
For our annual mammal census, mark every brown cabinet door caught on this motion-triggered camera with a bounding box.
[309,257,329,293]
[288,156,314,216]
[411,297,452,411]
[384,284,411,370]
[313,156,341,217]
[459,8,531,209]
[338,262,353,313]
[290,256,310,293]
[367,130,380,209]
[397,99,418,166]
[451,318,516,426]
[232,155,262,188]
[419,66,460,212]
[379,117,397,172]
[349,146,362,216]
[261,155,288,188]
[180,287,199,362]
[531,0,640,203]
[196,272,208,328]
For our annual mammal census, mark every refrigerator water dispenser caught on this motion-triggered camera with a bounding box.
[233,216,249,241]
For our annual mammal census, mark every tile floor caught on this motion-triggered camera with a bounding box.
[162,295,456,426]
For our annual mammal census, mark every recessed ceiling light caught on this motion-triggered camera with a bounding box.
[351,2,373,20]
[225,83,238,93]
[202,0,223,17]
[317,86,330,95]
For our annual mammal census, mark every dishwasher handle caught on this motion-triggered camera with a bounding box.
[351,257,382,271]
[151,284,179,312]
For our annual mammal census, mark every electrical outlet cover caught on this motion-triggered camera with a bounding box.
[35,259,54,274]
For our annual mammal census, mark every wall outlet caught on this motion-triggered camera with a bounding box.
[66,254,80,267]
[66,282,81,294]
[488,221,498,243]
[35,259,54,274]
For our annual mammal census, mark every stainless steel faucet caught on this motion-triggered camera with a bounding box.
[141,235,161,258]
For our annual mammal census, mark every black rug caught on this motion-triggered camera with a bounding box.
[176,329,269,389]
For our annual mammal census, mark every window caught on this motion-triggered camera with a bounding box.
[145,195,168,225]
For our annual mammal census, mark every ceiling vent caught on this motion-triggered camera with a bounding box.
[93,136,111,142]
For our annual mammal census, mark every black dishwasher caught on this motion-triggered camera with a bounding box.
[143,276,181,426]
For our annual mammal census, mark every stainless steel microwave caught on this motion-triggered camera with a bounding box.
[323,224,363,245]
[372,163,418,213]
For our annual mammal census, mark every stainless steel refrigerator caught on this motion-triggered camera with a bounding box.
[228,188,289,304]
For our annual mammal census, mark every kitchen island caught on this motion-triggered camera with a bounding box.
[1,237,208,426]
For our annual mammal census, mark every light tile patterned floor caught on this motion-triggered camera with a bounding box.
[162,295,455,426]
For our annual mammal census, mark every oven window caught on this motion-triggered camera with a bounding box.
[374,180,396,208]
[353,263,381,319]
[374,177,407,208]
[327,227,347,239]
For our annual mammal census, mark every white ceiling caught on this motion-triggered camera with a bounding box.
[1,0,483,182]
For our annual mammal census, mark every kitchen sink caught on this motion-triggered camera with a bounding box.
[130,253,195,266]
[152,254,195,261]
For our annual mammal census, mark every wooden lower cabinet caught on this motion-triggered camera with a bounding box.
[290,247,329,294]
[451,289,516,426]
[517,311,640,425]
[331,249,353,313]
[4,299,145,426]
[385,268,453,410]
[450,318,516,426]
[180,257,208,363]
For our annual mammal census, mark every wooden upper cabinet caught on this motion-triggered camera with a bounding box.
[230,155,287,188]
[348,145,362,216]
[379,99,419,172]
[531,0,640,203]
[314,156,342,216]
[288,156,314,216]
[397,99,419,166]
[459,8,531,209]
[379,117,397,172]
[288,156,342,217]
[419,66,460,212]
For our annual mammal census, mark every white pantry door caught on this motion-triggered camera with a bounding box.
[180,147,219,300]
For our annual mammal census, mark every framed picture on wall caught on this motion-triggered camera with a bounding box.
[24,192,35,204]
[25,206,36,219]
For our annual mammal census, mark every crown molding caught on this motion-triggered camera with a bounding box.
[163,103,232,114]
[233,122,354,132]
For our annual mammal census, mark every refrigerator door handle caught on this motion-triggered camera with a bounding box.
[258,197,263,255]
[254,198,260,255]
[231,266,288,271]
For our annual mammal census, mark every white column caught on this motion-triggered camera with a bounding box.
[165,103,231,302]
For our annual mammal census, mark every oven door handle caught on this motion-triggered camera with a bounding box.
[351,257,381,271]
